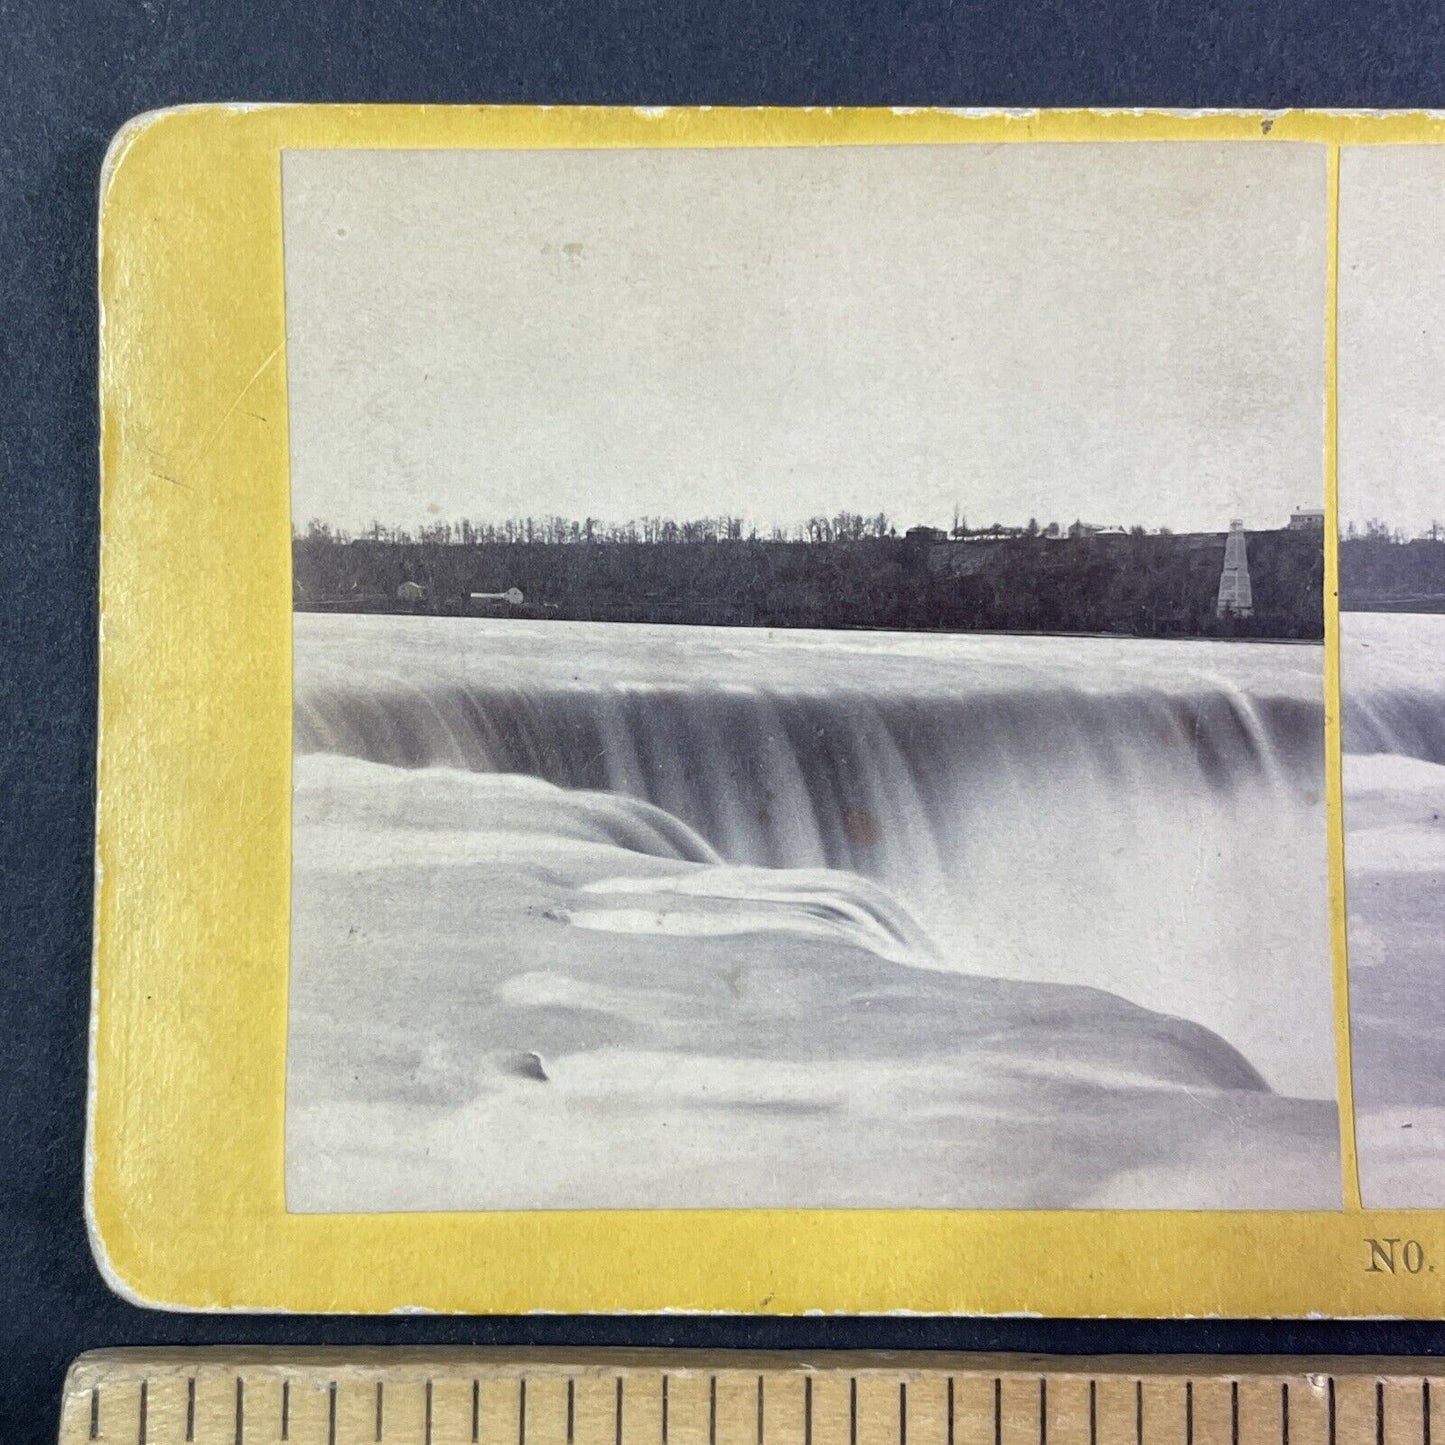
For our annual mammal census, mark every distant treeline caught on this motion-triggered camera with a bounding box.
[1340,527,1445,612]
[295,519,1326,640]
[330,512,899,546]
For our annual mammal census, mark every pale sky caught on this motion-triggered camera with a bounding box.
[282,143,1328,536]
[1340,147,1445,537]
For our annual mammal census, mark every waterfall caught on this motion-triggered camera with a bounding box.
[297,679,1320,879]
[1343,688,1445,764]
[291,613,1335,1099]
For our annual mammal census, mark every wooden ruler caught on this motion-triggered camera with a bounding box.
[57,1352,1445,1445]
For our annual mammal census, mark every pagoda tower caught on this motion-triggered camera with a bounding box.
[1216,518,1254,619]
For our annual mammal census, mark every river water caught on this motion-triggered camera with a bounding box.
[1341,611,1445,1206]
[287,614,1340,1210]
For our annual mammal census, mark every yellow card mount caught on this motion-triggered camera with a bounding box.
[93,105,1445,1315]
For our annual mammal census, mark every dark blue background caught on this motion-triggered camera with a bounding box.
[5,3,1445,1441]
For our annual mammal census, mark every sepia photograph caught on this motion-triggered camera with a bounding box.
[1339,145,1445,1207]
[282,142,1338,1212]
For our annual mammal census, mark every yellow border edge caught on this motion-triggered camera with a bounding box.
[1323,145,1364,1213]
[91,105,1445,1316]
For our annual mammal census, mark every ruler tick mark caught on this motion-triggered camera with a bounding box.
[1426,1381,1433,1445]
[235,1377,245,1445]
[947,1379,955,1445]
[805,1376,813,1445]
[994,1379,1002,1445]
[520,1379,528,1445]
[1232,1383,1240,1445]
[661,1377,668,1445]
[1186,1383,1193,1445]
[329,1382,338,1445]
[851,1379,858,1445]
[1281,1383,1289,1445]
[710,1378,718,1445]
[901,1381,908,1445]
[90,1386,99,1440]
[1088,1382,1097,1445]
[1377,1382,1385,1445]
[617,1377,625,1445]
[568,1379,575,1445]
[188,1379,197,1443]
[280,1382,288,1443]
[1327,1381,1335,1445]
[1040,1378,1047,1445]
[138,1380,148,1445]
[473,1381,481,1445]
[426,1381,434,1445]
[758,1376,765,1445]
[377,1381,385,1441]
[1135,1381,1143,1445]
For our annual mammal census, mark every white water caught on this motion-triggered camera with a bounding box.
[295,614,1334,1099]
[286,615,1342,1210]
[1341,612,1445,1206]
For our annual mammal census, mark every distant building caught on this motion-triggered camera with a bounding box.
[396,580,426,604]
[1288,508,1326,531]
[905,525,949,545]
[1067,521,1126,539]
[1216,519,1254,618]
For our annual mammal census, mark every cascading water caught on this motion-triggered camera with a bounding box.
[292,612,1336,1102]
[1341,610,1445,764]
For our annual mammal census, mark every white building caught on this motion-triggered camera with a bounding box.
[1216,519,1254,619]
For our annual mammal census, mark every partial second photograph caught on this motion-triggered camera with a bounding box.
[1340,145,1445,1208]
[281,142,1339,1212]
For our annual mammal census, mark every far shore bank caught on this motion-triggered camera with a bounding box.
[294,528,1326,642]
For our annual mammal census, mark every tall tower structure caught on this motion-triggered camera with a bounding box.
[1216,518,1253,619]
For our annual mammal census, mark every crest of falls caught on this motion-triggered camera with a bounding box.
[1341,611,1445,763]
[292,615,1336,1098]
[297,677,1322,878]
[1342,689,1445,764]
